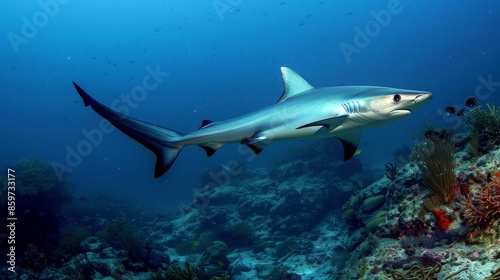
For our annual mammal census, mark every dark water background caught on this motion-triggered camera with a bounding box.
[1,0,499,212]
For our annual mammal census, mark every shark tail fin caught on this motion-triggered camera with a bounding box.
[72,81,184,178]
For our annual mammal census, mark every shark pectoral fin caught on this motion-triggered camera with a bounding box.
[336,132,361,161]
[297,114,349,130]
[198,142,223,157]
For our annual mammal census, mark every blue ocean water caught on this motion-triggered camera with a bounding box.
[1,0,499,212]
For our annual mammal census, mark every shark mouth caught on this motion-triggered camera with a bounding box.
[392,109,412,114]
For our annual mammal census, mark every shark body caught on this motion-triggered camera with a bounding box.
[72,67,432,178]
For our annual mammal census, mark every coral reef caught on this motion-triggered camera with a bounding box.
[385,162,399,181]
[431,209,453,231]
[0,156,73,273]
[73,253,95,280]
[4,121,500,280]
[117,225,147,259]
[390,262,466,280]
[412,138,456,205]
[55,226,91,261]
[461,176,500,229]
[1,156,59,196]
[487,267,500,280]
[463,104,500,155]
[166,262,197,279]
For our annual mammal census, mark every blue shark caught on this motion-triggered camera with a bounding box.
[72,67,432,178]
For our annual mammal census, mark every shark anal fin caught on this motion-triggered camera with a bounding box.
[297,114,349,130]
[199,145,216,156]
[336,133,361,161]
[199,120,214,129]
[198,143,223,157]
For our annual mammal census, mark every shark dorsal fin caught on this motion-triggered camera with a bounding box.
[277,67,314,102]
[199,120,214,129]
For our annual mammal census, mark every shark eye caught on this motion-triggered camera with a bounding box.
[393,94,401,102]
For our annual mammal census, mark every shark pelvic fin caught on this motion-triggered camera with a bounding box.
[277,67,314,102]
[247,143,265,154]
[336,132,361,161]
[241,132,268,154]
[198,142,223,157]
[297,114,349,130]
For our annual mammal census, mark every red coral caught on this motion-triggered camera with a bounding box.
[432,209,453,231]
[459,183,470,198]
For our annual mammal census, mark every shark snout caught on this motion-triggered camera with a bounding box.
[414,92,433,103]
[410,92,432,110]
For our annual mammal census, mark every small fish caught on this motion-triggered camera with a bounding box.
[465,97,479,107]
[445,106,456,114]
[457,109,465,117]
[425,129,450,144]
[354,149,362,156]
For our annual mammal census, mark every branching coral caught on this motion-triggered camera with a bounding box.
[463,104,500,155]
[0,156,67,200]
[486,267,500,280]
[0,156,73,270]
[74,253,95,280]
[102,217,129,238]
[461,176,500,229]
[464,104,500,133]
[385,162,399,181]
[411,138,456,205]
[13,156,60,195]
[226,221,256,247]
[423,195,441,212]
[117,225,147,259]
[167,262,198,279]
